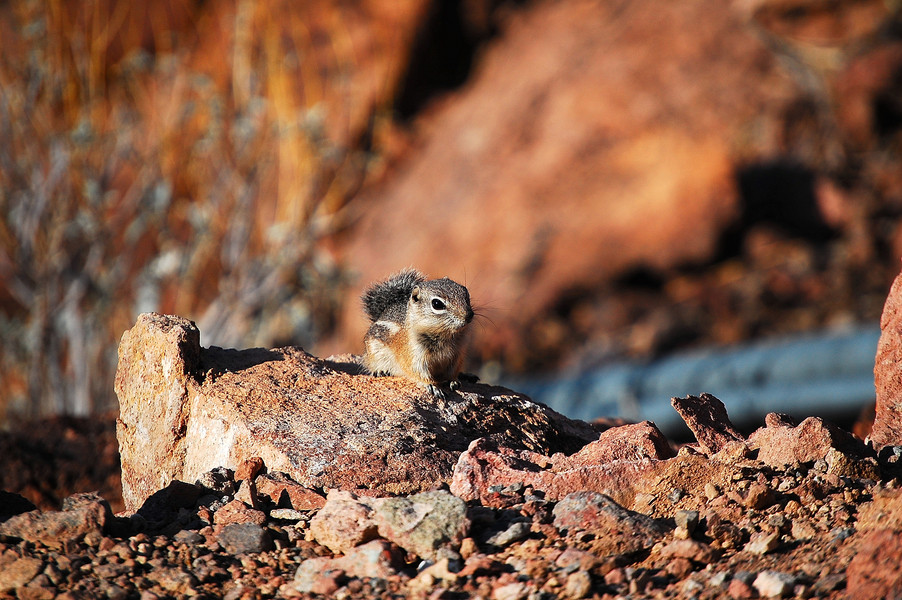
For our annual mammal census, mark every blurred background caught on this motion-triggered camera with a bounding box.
[2,0,902,507]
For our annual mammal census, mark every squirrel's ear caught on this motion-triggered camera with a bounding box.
[411,286,421,302]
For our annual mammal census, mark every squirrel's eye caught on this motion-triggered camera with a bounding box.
[431,298,446,311]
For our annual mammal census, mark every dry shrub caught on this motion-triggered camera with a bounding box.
[0,0,420,419]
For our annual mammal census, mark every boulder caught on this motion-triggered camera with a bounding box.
[115,313,597,511]
[873,267,902,448]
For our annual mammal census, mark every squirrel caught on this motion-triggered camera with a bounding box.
[361,269,476,398]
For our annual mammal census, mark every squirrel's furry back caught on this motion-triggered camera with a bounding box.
[361,269,426,322]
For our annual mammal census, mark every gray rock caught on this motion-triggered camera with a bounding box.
[486,521,531,547]
[217,522,271,554]
[173,529,204,544]
[371,490,469,560]
[674,509,699,534]
[196,467,236,496]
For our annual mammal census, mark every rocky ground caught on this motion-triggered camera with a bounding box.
[1,397,900,599]
[4,276,902,599]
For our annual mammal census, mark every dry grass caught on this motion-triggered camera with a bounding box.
[0,0,415,421]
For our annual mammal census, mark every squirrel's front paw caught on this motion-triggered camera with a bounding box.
[427,384,447,400]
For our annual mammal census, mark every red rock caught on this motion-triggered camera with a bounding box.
[665,557,694,579]
[234,457,264,481]
[149,566,198,594]
[213,500,266,527]
[857,489,902,531]
[744,530,780,555]
[233,480,259,509]
[604,568,627,586]
[551,421,675,467]
[552,491,667,555]
[748,415,871,467]
[450,437,732,512]
[457,554,506,578]
[728,578,755,599]
[306,571,343,596]
[704,512,744,549]
[308,489,468,560]
[0,492,111,550]
[308,490,378,554]
[847,529,902,600]
[825,447,880,479]
[115,314,202,511]
[765,413,797,428]
[254,473,326,511]
[115,314,597,510]
[873,267,902,448]
[554,548,600,572]
[742,483,776,510]
[671,394,744,455]
[492,582,529,600]
[657,539,716,563]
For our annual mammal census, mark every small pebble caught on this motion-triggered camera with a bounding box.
[564,570,592,599]
[744,531,780,555]
[753,570,795,598]
[487,522,531,547]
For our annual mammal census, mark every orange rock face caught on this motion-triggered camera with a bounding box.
[335,0,801,361]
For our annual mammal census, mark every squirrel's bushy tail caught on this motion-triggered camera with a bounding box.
[361,269,426,322]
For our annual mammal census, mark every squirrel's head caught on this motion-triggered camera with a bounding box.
[409,278,474,335]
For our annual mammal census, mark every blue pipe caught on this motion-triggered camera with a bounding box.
[508,325,881,435]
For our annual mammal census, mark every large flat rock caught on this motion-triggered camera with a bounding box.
[115,313,598,511]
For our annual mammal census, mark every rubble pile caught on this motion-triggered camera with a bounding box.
[4,295,902,599]
[2,400,900,599]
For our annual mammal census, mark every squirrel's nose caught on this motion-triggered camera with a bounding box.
[465,308,474,323]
